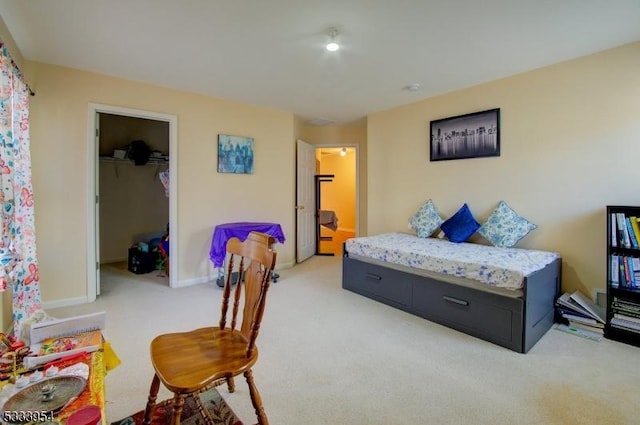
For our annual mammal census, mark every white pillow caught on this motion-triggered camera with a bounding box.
[478,201,537,248]
[409,199,444,238]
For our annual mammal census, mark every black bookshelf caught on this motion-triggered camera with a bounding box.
[605,206,640,347]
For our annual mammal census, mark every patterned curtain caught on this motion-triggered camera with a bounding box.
[0,40,43,335]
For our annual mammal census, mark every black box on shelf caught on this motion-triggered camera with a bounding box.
[128,247,156,274]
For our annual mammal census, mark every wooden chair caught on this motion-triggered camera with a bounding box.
[143,231,277,425]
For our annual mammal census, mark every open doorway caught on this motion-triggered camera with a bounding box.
[98,113,169,278]
[87,104,178,301]
[314,147,357,255]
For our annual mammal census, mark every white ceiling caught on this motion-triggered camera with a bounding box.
[0,0,638,125]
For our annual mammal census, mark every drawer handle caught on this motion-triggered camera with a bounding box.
[366,272,382,281]
[443,295,469,306]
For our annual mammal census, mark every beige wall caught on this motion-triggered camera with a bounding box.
[99,162,170,263]
[367,42,640,296]
[24,61,295,305]
[0,15,23,69]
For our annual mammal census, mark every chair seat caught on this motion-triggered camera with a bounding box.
[150,326,258,394]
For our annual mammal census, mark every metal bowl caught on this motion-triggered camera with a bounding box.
[2,375,86,422]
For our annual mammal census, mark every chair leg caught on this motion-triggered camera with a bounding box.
[226,376,235,393]
[143,374,161,425]
[192,393,215,425]
[244,369,269,425]
[171,394,186,425]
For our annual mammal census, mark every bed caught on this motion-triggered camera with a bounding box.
[342,233,561,353]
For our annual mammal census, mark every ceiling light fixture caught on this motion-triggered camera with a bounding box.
[326,28,340,52]
[340,148,347,157]
[404,83,421,92]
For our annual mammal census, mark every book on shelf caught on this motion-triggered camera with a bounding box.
[610,317,640,334]
[616,213,631,248]
[612,297,640,316]
[613,296,640,309]
[626,256,637,288]
[632,257,640,284]
[615,255,638,289]
[611,214,618,247]
[630,216,640,247]
[556,291,605,324]
[23,311,106,368]
[610,255,619,287]
[613,313,640,324]
[625,218,639,249]
[626,218,639,249]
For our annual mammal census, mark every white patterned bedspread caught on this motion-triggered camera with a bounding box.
[345,233,560,290]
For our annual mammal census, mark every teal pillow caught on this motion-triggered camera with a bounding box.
[478,201,537,248]
[440,203,480,243]
[409,199,444,238]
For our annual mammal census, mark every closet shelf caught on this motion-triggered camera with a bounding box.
[99,157,169,165]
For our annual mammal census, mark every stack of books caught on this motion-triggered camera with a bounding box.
[555,290,606,341]
[610,297,640,335]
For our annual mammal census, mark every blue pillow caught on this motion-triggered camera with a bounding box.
[409,199,444,238]
[441,203,480,243]
[478,201,537,248]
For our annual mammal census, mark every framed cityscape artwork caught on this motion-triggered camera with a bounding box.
[430,108,500,161]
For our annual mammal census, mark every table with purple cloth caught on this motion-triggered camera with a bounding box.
[209,222,286,268]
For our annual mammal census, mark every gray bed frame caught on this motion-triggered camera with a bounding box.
[342,247,561,353]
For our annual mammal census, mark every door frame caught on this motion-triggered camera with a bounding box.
[315,143,359,236]
[295,142,359,260]
[86,103,178,301]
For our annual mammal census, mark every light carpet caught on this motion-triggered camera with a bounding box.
[50,256,640,424]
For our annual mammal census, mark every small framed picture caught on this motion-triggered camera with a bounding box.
[430,108,500,161]
[217,134,254,174]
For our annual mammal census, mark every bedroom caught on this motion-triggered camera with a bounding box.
[0,4,635,309]
[0,2,638,423]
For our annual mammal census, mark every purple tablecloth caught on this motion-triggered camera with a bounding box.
[209,222,286,267]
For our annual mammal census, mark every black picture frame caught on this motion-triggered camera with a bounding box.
[430,108,500,161]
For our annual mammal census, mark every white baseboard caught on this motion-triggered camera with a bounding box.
[41,262,297,306]
[43,296,91,311]
[177,261,295,288]
[172,276,211,288]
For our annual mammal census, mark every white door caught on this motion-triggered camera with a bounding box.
[296,140,316,262]
[94,113,101,295]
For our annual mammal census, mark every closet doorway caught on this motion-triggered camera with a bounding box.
[314,146,357,256]
[86,104,178,301]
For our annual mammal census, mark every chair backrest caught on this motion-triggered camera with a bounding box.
[219,231,277,357]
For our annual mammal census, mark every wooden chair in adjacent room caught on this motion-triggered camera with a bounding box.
[143,231,278,425]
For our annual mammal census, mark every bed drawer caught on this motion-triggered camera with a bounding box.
[412,278,523,349]
[342,257,412,308]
